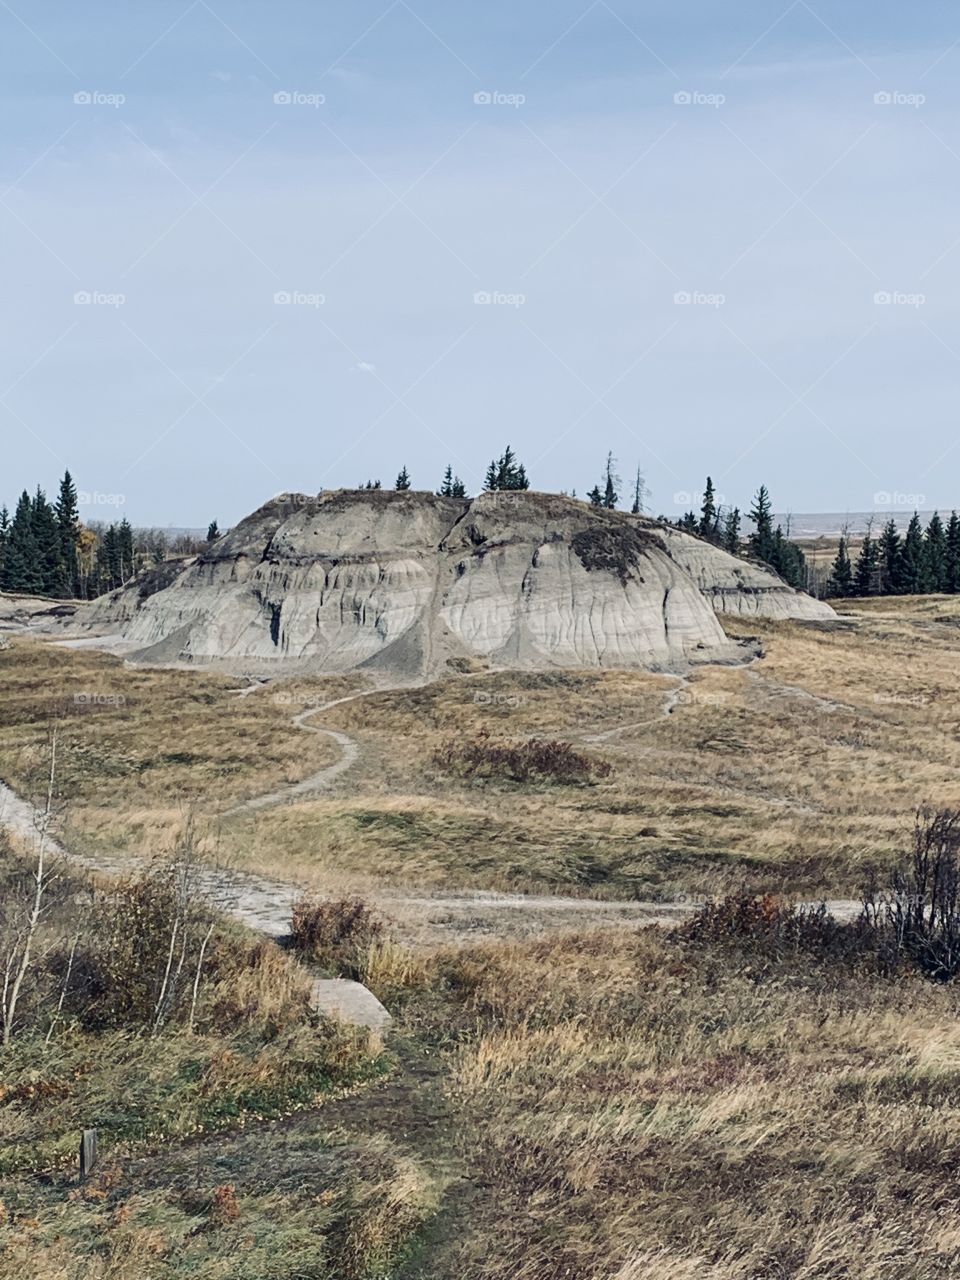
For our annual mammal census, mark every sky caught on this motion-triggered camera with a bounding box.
[2,0,960,526]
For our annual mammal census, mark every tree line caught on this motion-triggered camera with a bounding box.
[5,457,950,604]
[826,513,960,598]
[0,471,213,600]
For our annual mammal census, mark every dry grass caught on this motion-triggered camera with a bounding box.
[7,597,960,913]
[420,924,960,1279]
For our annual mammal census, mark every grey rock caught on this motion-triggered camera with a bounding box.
[69,490,835,676]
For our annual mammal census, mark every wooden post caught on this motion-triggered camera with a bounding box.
[80,1128,98,1181]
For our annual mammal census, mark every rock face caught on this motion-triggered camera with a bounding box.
[74,490,834,677]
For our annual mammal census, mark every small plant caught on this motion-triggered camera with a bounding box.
[210,1184,240,1226]
[290,897,385,974]
[433,731,611,785]
[862,806,960,981]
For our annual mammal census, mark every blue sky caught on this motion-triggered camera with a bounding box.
[3,1,960,525]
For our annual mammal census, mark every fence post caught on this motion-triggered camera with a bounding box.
[80,1128,98,1180]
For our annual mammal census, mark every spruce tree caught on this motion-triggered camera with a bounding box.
[946,512,960,593]
[439,465,454,498]
[924,512,947,593]
[699,477,717,541]
[206,520,220,542]
[395,466,411,491]
[630,467,645,515]
[485,446,530,491]
[602,452,619,509]
[853,528,881,596]
[2,491,40,593]
[0,505,8,584]
[31,487,61,595]
[587,485,603,507]
[878,519,901,595]
[747,485,775,563]
[721,507,741,555]
[826,537,854,598]
[118,518,135,584]
[54,470,81,598]
[451,476,467,499]
[899,513,925,594]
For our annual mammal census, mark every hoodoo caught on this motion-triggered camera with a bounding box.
[77,489,834,676]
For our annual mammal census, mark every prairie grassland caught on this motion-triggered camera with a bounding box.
[230,595,960,902]
[404,924,960,1279]
[3,597,960,906]
[0,841,433,1280]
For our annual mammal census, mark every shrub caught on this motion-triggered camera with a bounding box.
[433,731,612,785]
[677,892,878,972]
[862,805,960,981]
[290,897,385,975]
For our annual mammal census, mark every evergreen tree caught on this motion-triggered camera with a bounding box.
[602,452,619,509]
[206,520,220,542]
[946,511,960,593]
[630,467,646,515]
[30,486,61,595]
[747,485,775,563]
[924,512,947,593]
[826,536,854,598]
[0,505,8,584]
[395,466,411,491]
[878,519,901,595]
[699,477,718,541]
[853,528,881,596]
[587,485,603,507]
[769,526,806,589]
[679,511,698,533]
[899,513,925,595]
[2,491,40,593]
[721,507,741,555]
[54,470,81,598]
[451,476,467,498]
[118,518,135,585]
[485,446,530,491]
[439,465,454,498]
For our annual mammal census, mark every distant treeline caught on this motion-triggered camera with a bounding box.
[825,514,960,598]
[0,471,214,600]
[9,454,945,605]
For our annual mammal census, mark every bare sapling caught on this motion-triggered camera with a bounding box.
[1,730,59,1047]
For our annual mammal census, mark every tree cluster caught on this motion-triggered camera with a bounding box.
[827,512,960,598]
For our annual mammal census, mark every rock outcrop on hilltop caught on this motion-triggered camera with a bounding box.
[73,490,834,677]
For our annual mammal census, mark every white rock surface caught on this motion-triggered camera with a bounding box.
[66,490,835,677]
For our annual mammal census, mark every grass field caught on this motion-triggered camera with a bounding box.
[5,598,960,1277]
[4,596,960,909]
